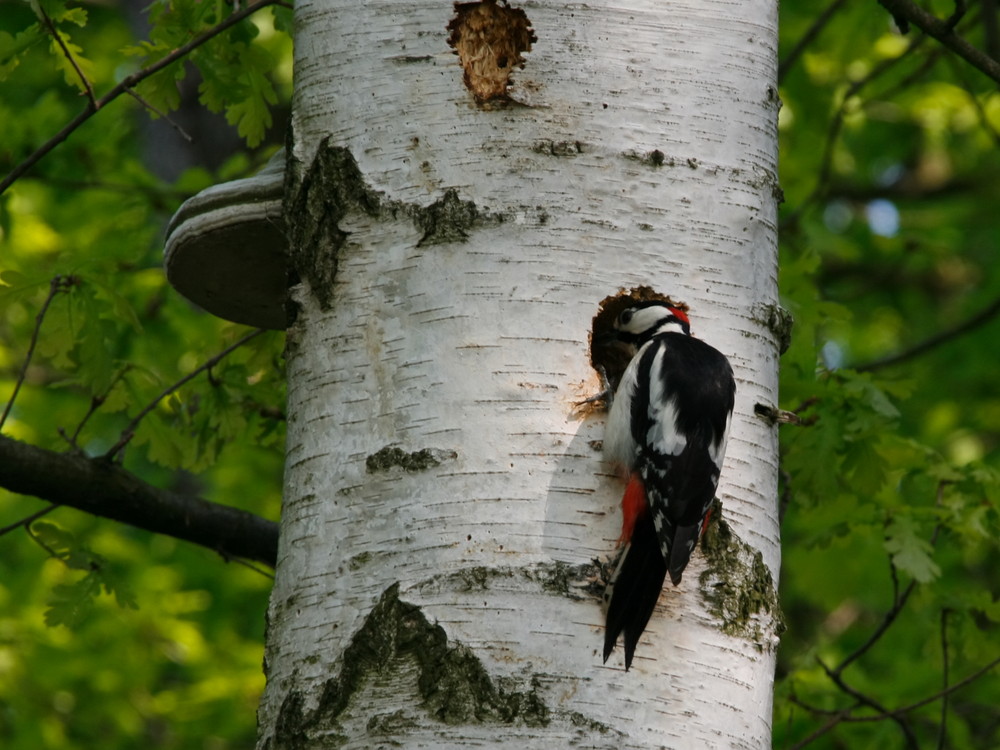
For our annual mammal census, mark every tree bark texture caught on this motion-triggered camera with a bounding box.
[260,1,782,747]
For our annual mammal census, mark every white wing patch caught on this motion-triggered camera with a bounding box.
[709,409,732,470]
[644,346,686,457]
[603,353,642,470]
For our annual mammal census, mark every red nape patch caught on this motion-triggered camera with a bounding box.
[618,474,647,545]
[669,306,690,325]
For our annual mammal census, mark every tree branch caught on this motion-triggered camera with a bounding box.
[818,657,920,748]
[877,0,1000,83]
[38,5,97,107]
[0,503,58,537]
[123,87,193,143]
[778,0,850,83]
[781,34,927,228]
[0,434,278,567]
[937,609,951,750]
[104,327,267,459]
[0,0,282,195]
[856,294,1000,372]
[0,275,77,432]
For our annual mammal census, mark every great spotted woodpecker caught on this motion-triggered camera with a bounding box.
[601,301,735,669]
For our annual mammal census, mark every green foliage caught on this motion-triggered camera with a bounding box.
[0,1,290,748]
[2,0,999,747]
[122,0,281,147]
[777,2,1000,746]
[29,520,139,628]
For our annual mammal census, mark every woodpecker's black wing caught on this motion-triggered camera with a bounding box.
[635,333,734,583]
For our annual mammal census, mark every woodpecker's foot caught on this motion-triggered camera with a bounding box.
[575,366,613,410]
[594,554,620,588]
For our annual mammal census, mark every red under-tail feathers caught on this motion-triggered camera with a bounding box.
[603,475,667,670]
[603,474,717,670]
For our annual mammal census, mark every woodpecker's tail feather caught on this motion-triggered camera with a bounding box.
[667,522,701,586]
[603,512,667,670]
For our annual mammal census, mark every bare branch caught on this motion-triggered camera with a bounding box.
[0,275,78,432]
[878,0,1000,83]
[778,0,850,83]
[781,34,927,228]
[856,294,1000,372]
[0,434,278,566]
[793,655,1000,745]
[64,366,132,450]
[835,484,947,674]
[836,576,917,674]
[104,328,267,459]
[937,609,951,750]
[946,53,1000,145]
[0,0,282,195]
[24,521,64,561]
[818,657,919,748]
[123,87,193,142]
[888,655,1000,718]
[0,504,58,537]
[788,711,851,750]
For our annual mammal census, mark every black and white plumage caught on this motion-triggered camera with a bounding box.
[602,301,735,669]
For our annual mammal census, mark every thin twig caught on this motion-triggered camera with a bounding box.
[124,87,193,142]
[37,5,97,107]
[796,484,950,747]
[792,656,1000,745]
[835,484,947,673]
[229,556,276,579]
[0,504,58,537]
[24,522,64,562]
[0,275,76,432]
[103,328,267,459]
[59,366,133,450]
[837,577,917,674]
[945,54,1000,147]
[877,0,1000,83]
[819,657,919,748]
[844,655,1000,722]
[788,712,852,750]
[938,609,951,750]
[0,0,282,195]
[781,34,926,228]
[856,295,1000,372]
[778,0,850,83]
[788,694,855,717]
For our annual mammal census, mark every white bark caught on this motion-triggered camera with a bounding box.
[260,0,781,747]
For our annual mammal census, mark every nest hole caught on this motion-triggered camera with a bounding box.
[589,287,688,392]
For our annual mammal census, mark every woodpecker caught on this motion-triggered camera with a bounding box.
[601,300,735,669]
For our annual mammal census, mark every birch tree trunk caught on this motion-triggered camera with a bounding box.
[258,1,782,747]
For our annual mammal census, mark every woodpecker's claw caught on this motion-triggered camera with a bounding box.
[576,366,613,409]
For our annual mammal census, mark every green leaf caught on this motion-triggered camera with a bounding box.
[884,515,941,583]
[0,25,44,80]
[45,574,101,628]
[272,5,294,34]
[843,438,887,496]
[57,6,87,26]
[0,268,29,287]
[48,33,95,92]
[91,279,143,333]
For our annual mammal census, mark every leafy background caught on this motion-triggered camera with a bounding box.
[1,0,998,747]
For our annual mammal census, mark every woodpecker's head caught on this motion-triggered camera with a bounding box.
[613,301,691,345]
